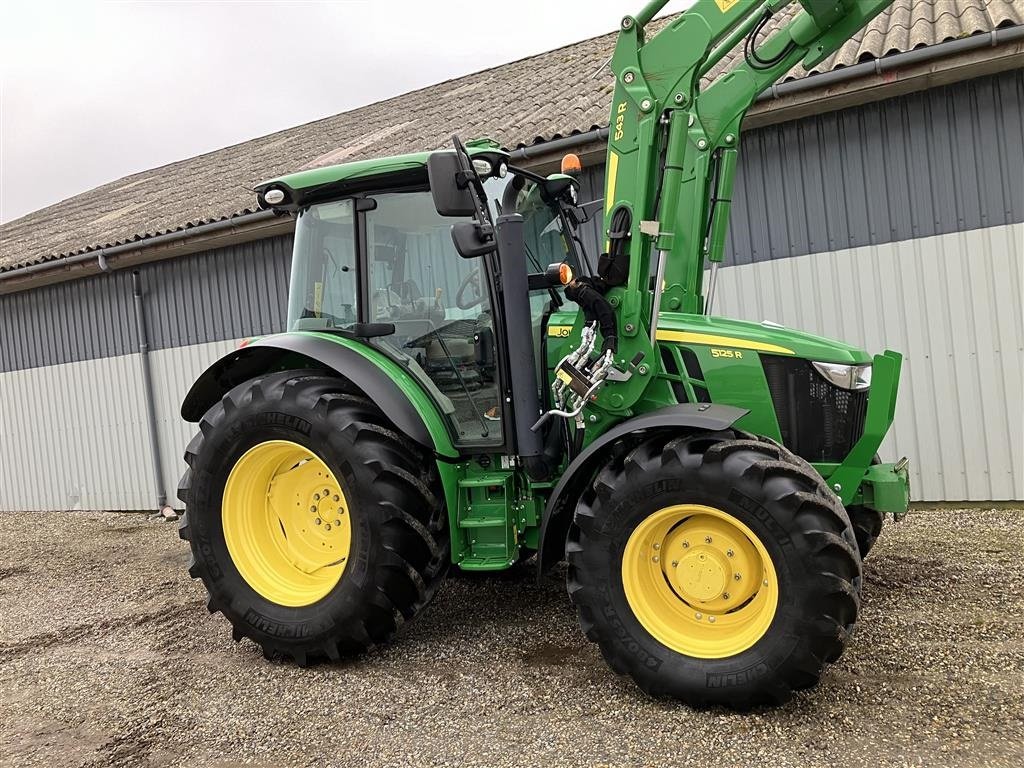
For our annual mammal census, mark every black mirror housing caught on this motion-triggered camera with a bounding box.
[427,151,476,217]
[542,175,579,204]
[450,221,496,258]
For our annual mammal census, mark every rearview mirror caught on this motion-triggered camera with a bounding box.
[427,151,476,217]
[450,221,496,258]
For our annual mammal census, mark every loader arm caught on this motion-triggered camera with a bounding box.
[602,0,892,405]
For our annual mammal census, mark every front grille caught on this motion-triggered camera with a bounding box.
[760,355,868,462]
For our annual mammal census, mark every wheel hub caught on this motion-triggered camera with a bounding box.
[222,440,352,607]
[621,504,778,658]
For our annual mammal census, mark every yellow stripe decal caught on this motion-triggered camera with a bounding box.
[655,330,794,355]
[605,151,619,215]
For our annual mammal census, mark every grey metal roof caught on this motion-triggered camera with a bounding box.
[2,0,1021,273]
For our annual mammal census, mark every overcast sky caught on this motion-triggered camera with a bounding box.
[0,0,689,224]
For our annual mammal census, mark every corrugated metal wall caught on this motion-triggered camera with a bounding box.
[0,339,239,511]
[0,235,292,373]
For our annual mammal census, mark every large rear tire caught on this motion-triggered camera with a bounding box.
[178,370,448,664]
[567,431,861,708]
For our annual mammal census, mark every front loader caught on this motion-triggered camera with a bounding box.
[178,0,911,708]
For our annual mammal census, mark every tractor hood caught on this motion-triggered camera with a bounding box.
[655,313,871,364]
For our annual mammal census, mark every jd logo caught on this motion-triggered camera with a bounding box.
[715,0,740,12]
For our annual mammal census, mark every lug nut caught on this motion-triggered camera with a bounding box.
[682,541,690,548]
[704,536,713,544]
[653,543,661,550]
[315,519,322,525]
[333,495,340,502]
[314,493,320,501]
[323,488,330,496]
[334,520,341,527]
[310,506,317,513]
[763,579,769,587]
[652,556,660,563]
[325,524,331,531]
[694,612,703,620]
[671,560,679,568]
[726,549,734,557]
[338,508,345,515]
[734,573,742,581]
[722,592,730,600]
[708,616,716,623]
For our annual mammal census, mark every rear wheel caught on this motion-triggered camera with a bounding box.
[178,370,448,664]
[567,431,861,708]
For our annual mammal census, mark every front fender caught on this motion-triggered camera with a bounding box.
[536,403,748,576]
[181,332,457,458]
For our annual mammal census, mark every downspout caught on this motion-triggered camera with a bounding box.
[132,270,169,513]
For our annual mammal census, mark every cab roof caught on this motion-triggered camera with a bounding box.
[254,139,507,212]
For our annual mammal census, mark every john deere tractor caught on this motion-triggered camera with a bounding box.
[178,0,910,707]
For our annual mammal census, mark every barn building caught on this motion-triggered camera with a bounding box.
[1,0,1022,511]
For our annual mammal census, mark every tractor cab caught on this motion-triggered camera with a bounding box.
[259,139,585,452]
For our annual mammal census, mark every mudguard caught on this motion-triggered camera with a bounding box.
[181,334,440,453]
[536,402,748,575]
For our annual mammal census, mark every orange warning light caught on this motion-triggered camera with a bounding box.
[561,153,582,175]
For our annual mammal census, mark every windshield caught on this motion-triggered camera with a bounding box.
[482,174,582,276]
[287,199,357,331]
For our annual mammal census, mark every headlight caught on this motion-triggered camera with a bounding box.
[811,361,871,391]
[472,158,493,177]
[263,187,286,205]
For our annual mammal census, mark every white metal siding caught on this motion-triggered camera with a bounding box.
[0,339,238,511]
[711,222,1024,501]
[0,353,152,510]
[150,339,242,509]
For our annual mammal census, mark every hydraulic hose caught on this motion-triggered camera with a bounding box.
[565,278,618,354]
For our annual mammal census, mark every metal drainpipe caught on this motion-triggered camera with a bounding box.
[132,270,168,511]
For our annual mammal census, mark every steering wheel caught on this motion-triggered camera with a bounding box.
[456,268,484,310]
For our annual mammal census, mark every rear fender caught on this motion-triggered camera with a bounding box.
[181,333,457,458]
[536,403,748,576]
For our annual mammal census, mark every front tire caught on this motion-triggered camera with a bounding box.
[846,505,884,559]
[178,370,448,664]
[567,432,861,708]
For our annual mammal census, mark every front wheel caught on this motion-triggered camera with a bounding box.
[177,370,449,664]
[567,432,862,708]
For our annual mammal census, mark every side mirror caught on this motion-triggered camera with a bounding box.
[542,175,579,205]
[427,151,476,217]
[450,221,496,258]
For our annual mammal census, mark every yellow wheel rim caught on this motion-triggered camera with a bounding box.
[222,440,351,607]
[621,504,778,659]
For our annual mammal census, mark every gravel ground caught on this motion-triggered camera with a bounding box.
[0,507,1022,768]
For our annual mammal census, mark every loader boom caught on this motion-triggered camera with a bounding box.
[604,0,892,354]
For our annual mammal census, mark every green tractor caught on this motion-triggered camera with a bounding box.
[178,0,910,707]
